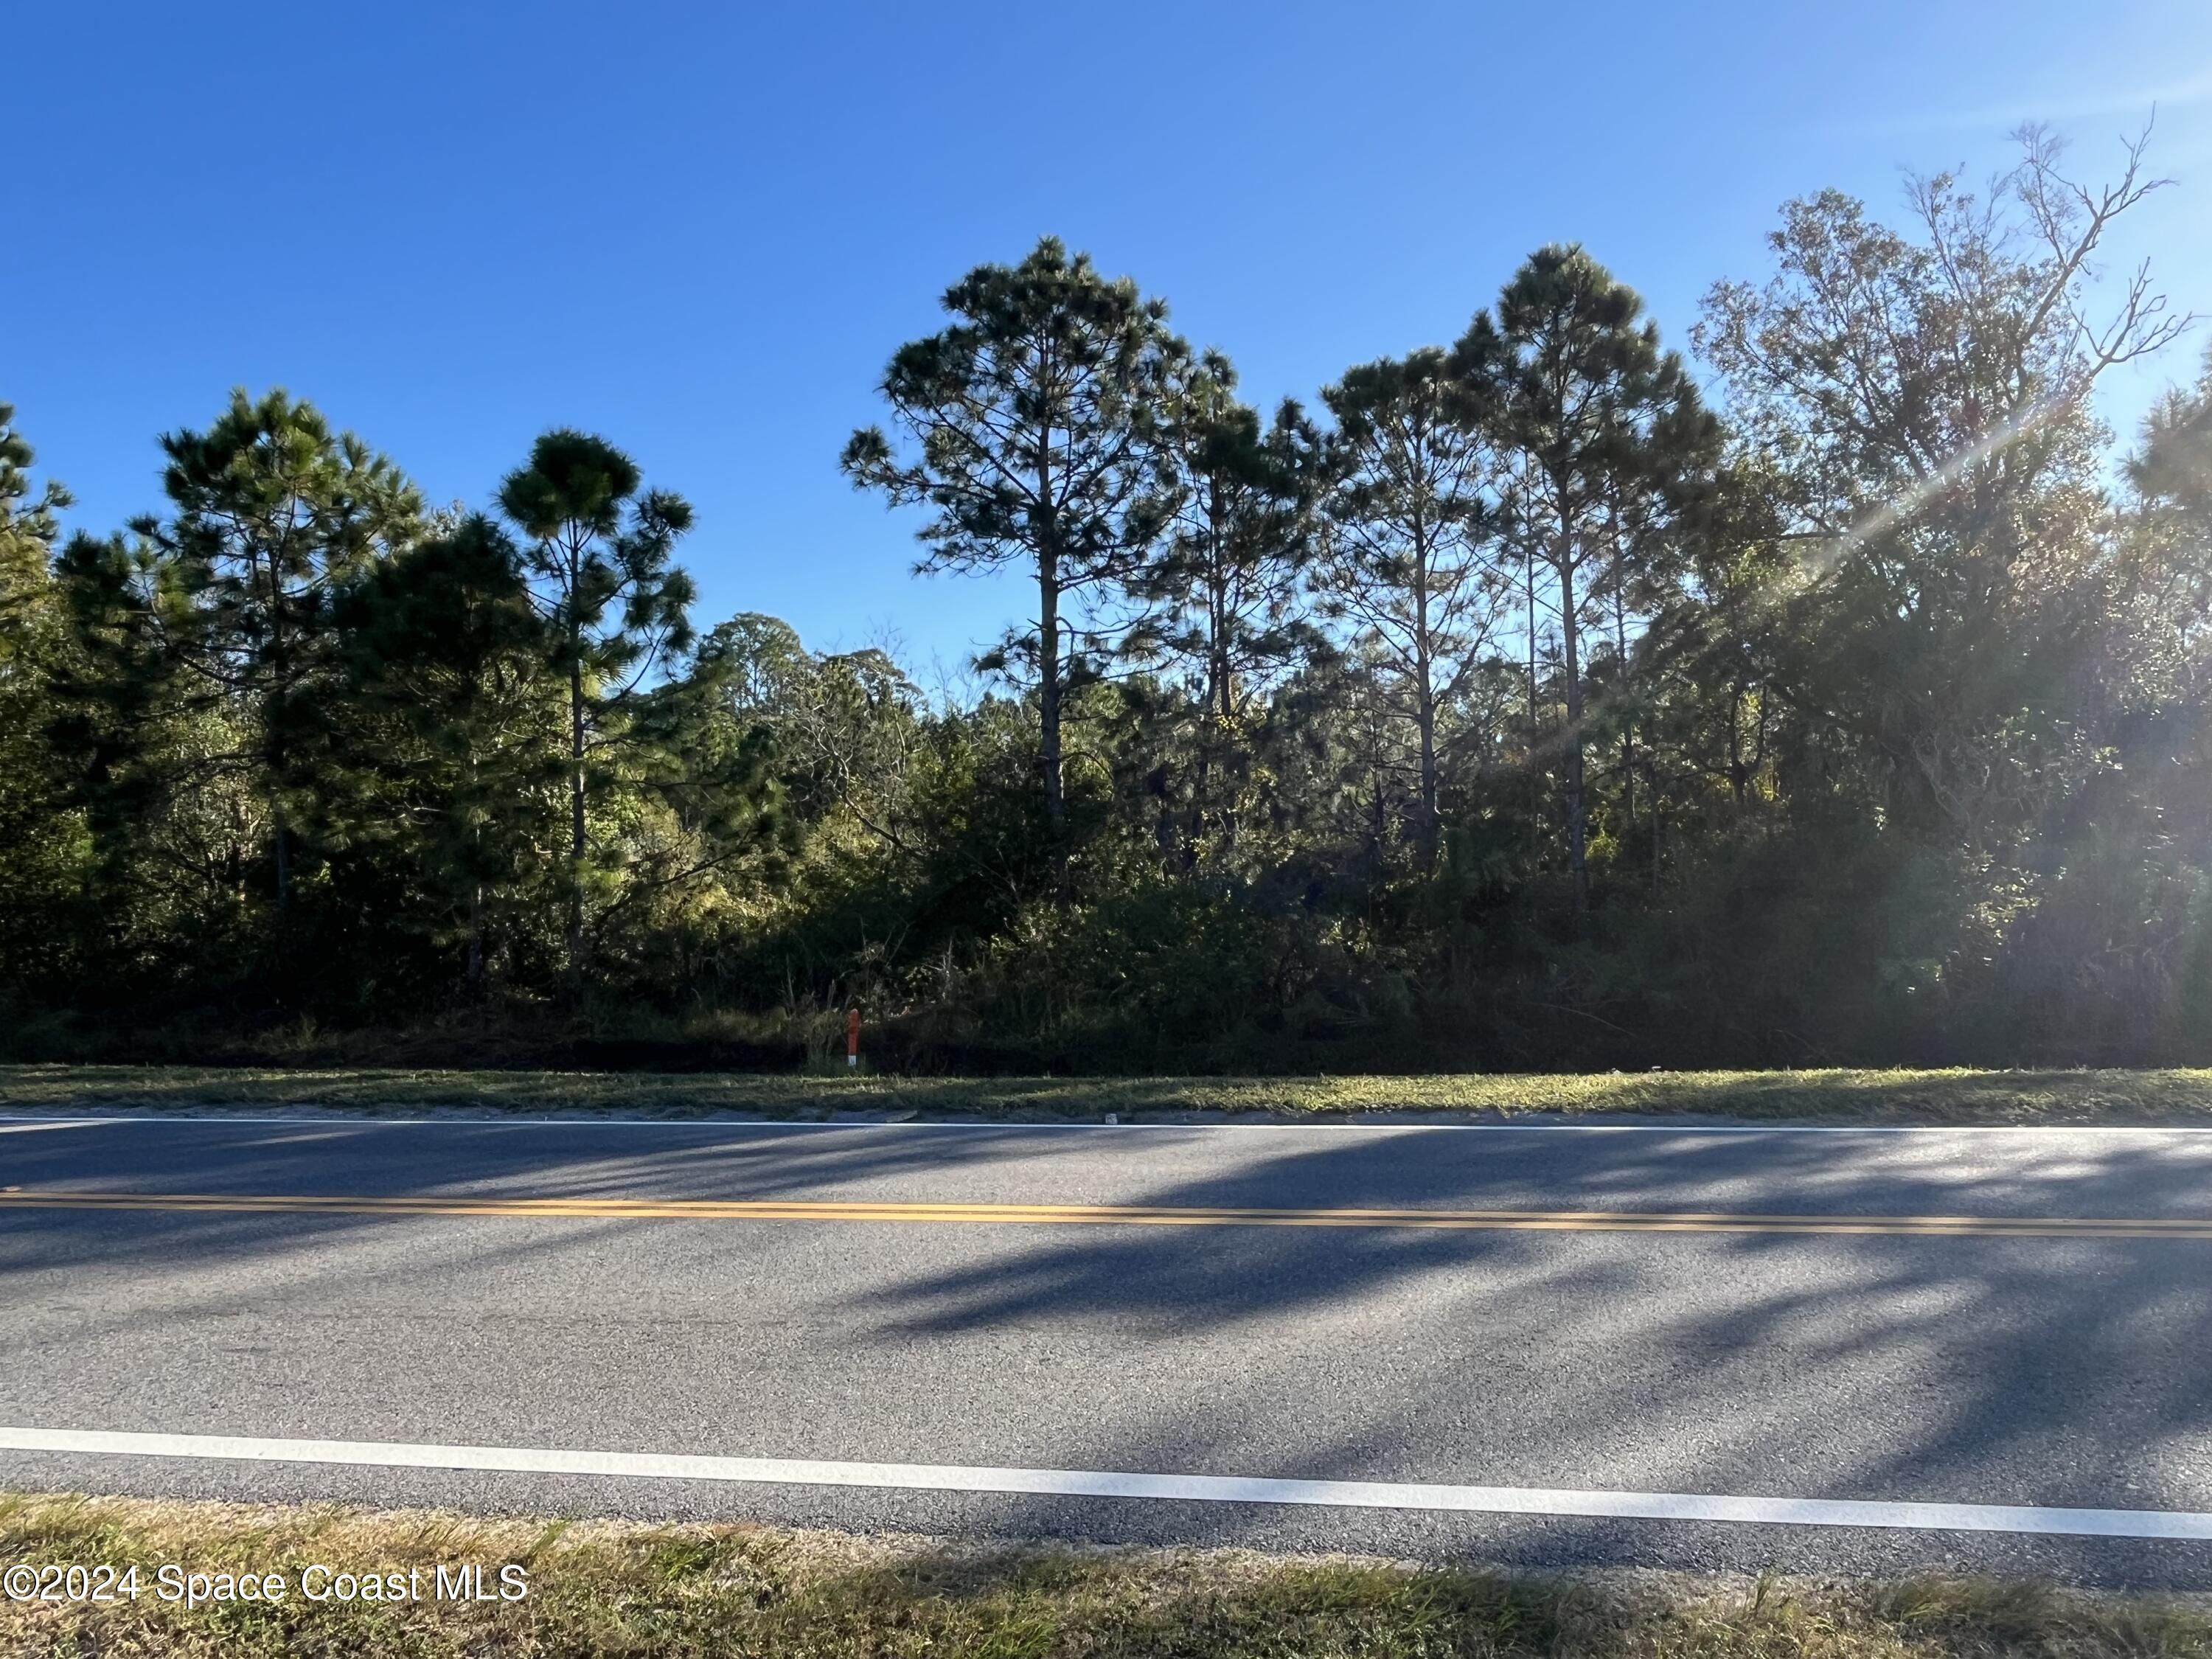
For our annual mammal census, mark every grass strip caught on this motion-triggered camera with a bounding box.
[1,1490,2208,1659]
[2,1063,2212,1124]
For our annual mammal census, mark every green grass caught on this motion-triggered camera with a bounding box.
[2,1062,2212,1123]
[1,1491,2206,1659]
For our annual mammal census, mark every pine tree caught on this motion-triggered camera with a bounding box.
[1480,248,1719,920]
[498,430,695,987]
[1316,343,1500,858]
[330,515,560,995]
[0,400,70,627]
[1127,352,1320,865]
[0,402,86,1001]
[1144,352,1319,723]
[132,389,422,924]
[843,236,1183,886]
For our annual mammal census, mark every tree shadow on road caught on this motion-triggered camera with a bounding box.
[3,1119,2211,1585]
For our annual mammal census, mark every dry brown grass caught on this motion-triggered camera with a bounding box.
[1,1490,2207,1658]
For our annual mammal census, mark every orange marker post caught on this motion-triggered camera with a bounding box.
[846,1007,860,1069]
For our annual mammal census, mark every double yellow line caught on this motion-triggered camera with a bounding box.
[2,1189,2209,1239]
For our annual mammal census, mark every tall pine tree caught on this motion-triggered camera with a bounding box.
[843,237,1183,886]
[1316,343,1500,858]
[1479,248,1719,919]
[330,515,560,997]
[498,430,695,987]
[133,389,421,927]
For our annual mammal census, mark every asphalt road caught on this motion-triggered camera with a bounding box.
[1,1113,2210,1585]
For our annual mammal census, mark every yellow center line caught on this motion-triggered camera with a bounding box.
[1,1189,2208,1239]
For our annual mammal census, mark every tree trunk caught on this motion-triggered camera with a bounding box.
[467,883,485,995]
[1033,409,1068,897]
[1557,534,1590,925]
[267,714,291,991]
[272,810,290,912]
[465,747,487,997]
[1525,546,1540,864]
[1728,692,1747,808]
[1037,549,1068,898]
[262,546,293,919]
[1211,567,1234,724]
[1412,524,1439,861]
[1613,577,1635,855]
[1037,559,1064,834]
[1204,507,1239,861]
[567,651,588,986]
[1370,769,1386,880]
[1201,564,1231,867]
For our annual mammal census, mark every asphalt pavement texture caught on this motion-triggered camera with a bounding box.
[1,1113,2209,1585]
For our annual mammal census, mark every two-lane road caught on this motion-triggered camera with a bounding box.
[1,1114,2209,1584]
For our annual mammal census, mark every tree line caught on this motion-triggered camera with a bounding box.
[4,128,2209,1070]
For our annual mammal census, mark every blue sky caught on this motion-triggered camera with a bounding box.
[12,0,2212,678]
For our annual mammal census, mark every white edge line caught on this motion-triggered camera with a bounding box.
[2,1428,2205,1540]
[1,1113,2210,1137]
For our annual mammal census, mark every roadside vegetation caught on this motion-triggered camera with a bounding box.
[2,1492,2207,1659]
[4,128,2211,1079]
[4,1063,2212,1124]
